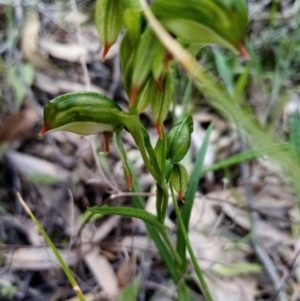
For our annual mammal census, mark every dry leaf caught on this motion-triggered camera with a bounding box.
[116,256,136,287]
[189,231,249,271]
[189,194,219,232]
[6,150,71,183]
[34,72,105,95]
[207,277,257,301]
[40,39,91,63]
[207,189,291,244]
[6,247,79,270]
[0,101,39,144]
[21,12,59,74]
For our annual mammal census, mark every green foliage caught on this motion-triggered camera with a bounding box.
[166,116,193,162]
[131,27,157,92]
[0,285,17,299]
[151,71,174,136]
[39,1,251,299]
[169,163,188,201]
[151,0,248,54]
[95,0,123,58]
[88,206,167,230]
[290,113,300,154]
[41,92,127,135]
[215,262,263,277]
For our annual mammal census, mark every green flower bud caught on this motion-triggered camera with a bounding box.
[120,32,136,96]
[130,26,156,105]
[40,92,127,136]
[169,163,188,202]
[151,71,174,138]
[167,116,193,162]
[151,40,166,88]
[165,159,174,181]
[116,130,133,190]
[95,0,123,60]
[136,77,160,114]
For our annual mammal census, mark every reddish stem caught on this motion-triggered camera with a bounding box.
[155,77,163,92]
[102,132,113,155]
[101,44,111,61]
[155,122,163,139]
[129,86,139,106]
[238,43,250,60]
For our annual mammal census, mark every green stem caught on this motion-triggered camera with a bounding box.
[123,115,161,182]
[123,115,170,223]
[170,186,214,301]
[115,129,133,189]
[141,126,161,176]
[161,229,182,268]
[156,183,164,221]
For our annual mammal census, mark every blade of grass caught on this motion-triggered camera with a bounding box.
[289,113,300,193]
[289,113,300,154]
[16,192,86,301]
[213,48,234,95]
[176,123,212,269]
[171,186,214,301]
[202,143,288,175]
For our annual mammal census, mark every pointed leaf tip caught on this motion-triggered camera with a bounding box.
[178,192,185,203]
[101,44,111,61]
[39,125,49,135]
[100,132,113,155]
[155,122,163,139]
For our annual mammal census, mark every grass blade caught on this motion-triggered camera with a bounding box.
[202,143,288,174]
[171,186,214,301]
[176,123,213,268]
[16,192,86,301]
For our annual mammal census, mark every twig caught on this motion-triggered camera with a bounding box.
[240,135,288,301]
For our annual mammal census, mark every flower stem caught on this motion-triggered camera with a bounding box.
[161,229,182,268]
